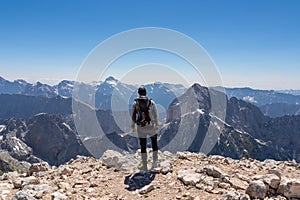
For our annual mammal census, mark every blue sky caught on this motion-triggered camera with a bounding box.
[0,0,299,89]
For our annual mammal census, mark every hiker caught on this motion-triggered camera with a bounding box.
[131,87,159,171]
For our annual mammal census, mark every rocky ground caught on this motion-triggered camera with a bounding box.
[0,149,300,200]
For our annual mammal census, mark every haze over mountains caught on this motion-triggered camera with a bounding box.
[0,75,300,173]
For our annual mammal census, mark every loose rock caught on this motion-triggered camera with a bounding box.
[246,180,268,199]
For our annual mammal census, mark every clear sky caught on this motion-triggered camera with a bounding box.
[0,0,299,89]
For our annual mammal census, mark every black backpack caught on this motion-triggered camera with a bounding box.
[135,97,152,127]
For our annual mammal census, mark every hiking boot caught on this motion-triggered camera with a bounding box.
[138,153,148,171]
[138,162,148,171]
[151,150,159,169]
[152,159,158,168]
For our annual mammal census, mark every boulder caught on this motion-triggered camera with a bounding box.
[100,150,123,168]
[13,176,39,189]
[27,162,50,176]
[246,180,268,199]
[200,165,227,179]
[178,169,203,186]
[277,178,300,199]
[229,177,248,190]
[262,173,281,189]
[100,150,139,172]
[159,160,173,174]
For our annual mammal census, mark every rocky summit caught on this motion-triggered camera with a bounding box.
[0,149,300,200]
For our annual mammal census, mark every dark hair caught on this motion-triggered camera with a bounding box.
[138,87,146,96]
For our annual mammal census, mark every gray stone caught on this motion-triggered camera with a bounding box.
[27,162,50,176]
[139,184,155,194]
[262,174,281,189]
[202,176,215,187]
[100,150,123,168]
[220,191,240,200]
[229,177,248,190]
[234,172,250,182]
[13,176,39,189]
[159,160,173,174]
[0,182,13,190]
[59,166,73,176]
[219,182,231,189]
[11,191,34,200]
[0,171,19,181]
[239,194,251,200]
[268,169,282,179]
[81,167,92,174]
[176,151,191,159]
[202,165,227,179]
[263,159,279,169]
[52,191,68,200]
[23,183,56,193]
[246,180,268,199]
[0,183,13,199]
[178,169,203,186]
[100,150,139,173]
[277,178,300,199]
[13,178,23,189]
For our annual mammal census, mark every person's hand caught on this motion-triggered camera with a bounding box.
[155,125,159,131]
[132,128,136,133]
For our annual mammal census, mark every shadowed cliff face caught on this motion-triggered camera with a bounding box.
[23,114,91,165]
[0,114,91,166]
[226,98,300,162]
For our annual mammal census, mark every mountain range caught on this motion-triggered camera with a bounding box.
[1,76,300,117]
[0,75,300,173]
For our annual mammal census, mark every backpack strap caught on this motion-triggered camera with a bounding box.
[147,99,152,109]
[135,98,152,107]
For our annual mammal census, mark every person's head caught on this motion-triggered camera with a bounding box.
[138,87,146,96]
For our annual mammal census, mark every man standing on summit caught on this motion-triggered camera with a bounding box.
[131,87,159,171]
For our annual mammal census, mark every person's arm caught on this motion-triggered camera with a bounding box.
[152,101,159,130]
[131,102,137,132]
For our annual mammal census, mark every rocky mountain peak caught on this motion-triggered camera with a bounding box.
[14,79,28,86]
[0,76,9,84]
[0,150,299,199]
[104,76,119,85]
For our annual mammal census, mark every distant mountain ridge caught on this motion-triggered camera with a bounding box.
[214,86,300,117]
[0,76,73,98]
[0,76,186,113]
[214,86,300,106]
[260,103,300,117]
[2,76,300,118]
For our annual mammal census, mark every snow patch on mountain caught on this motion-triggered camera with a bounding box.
[105,76,118,87]
[34,113,48,117]
[62,122,72,131]
[242,96,257,103]
[254,138,268,146]
[0,125,6,133]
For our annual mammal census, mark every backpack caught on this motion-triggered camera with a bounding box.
[135,97,152,127]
